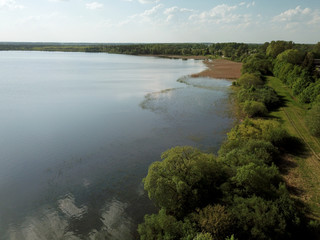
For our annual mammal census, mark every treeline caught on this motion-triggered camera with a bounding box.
[138,41,320,240]
[266,41,320,137]
[269,41,320,137]
[236,41,320,137]
[0,42,259,61]
[267,41,320,103]
[102,43,257,61]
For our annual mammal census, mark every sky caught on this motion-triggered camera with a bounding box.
[0,0,319,43]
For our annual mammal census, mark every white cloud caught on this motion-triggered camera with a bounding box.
[189,4,239,23]
[114,4,163,26]
[163,6,194,22]
[163,6,178,15]
[272,6,319,29]
[138,0,160,4]
[0,0,24,9]
[308,10,320,25]
[273,6,311,22]
[186,3,254,31]
[86,2,103,10]
[141,4,162,17]
[48,0,69,2]
[164,6,193,15]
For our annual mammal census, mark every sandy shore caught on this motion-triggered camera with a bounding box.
[191,59,242,80]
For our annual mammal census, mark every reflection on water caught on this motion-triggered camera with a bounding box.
[58,194,88,219]
[0,52,234,239]
[7,195,133,240]
[91,200,133,240]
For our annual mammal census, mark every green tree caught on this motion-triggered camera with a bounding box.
[266,40,293,58]
[231,163,281,198]
[237,73,264,89]
[242,100,268,117]
[276,49,305,65]
[143,146,227,217]
[193,232,214,240]
[313,42,320,58]
[138,208,197,240]
[227,118,289,146]
[231,196,287,240]
[299,81,320,103]
[242,54,272,75]
[197,205,233,240]
[219,139,279,167]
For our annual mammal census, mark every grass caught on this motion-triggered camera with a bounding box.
[267,76,320,219]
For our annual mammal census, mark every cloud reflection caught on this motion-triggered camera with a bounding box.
[7,195,134,240]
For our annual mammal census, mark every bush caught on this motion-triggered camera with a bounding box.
[276,49,305,65]
[242,100,268,117]
[231,163,281,198]
[237,73,264,88]
[193,233,214,240]
[266,40,293,58]
[299,80,320,103]
[197,205,233,240]
[237,86,280,110]
[292,76,312,96]
[227,118,289,146]
[138,209,197,240]
[242,54,272,75]
[219,139,279,166]
[230,194,298,240]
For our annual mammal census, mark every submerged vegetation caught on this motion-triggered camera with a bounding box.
[138,41,320,240]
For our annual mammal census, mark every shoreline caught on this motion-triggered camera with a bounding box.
[140,54,242,80]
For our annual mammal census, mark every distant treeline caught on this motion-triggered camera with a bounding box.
[0,42,256,61]
[0,41,318,62]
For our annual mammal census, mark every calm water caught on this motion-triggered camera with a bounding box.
[0,51,234,239]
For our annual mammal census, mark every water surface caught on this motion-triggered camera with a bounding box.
[0,51,234,239]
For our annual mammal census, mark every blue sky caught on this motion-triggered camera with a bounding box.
[0,0,319,43]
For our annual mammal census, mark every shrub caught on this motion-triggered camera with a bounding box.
[197,205,233,240]
[227,118,289,146]
[242,100,268,117]
[276,49,305,65]
[237,73,264,89]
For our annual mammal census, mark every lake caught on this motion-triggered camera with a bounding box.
[0,51,234,239]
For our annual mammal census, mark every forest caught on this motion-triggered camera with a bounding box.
[138,41,320,240]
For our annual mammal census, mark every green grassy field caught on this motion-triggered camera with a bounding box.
[267,76,320,218]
